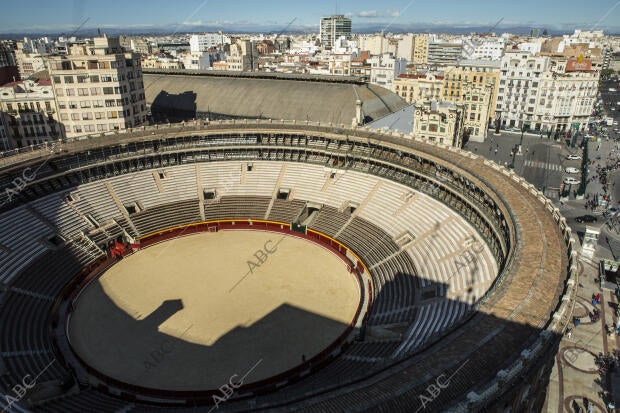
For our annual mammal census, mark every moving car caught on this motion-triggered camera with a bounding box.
[575,215,597,223]
[565,167,580,174]
[563,177,581,185]
[566,154,582,160]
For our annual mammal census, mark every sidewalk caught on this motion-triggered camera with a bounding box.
[544,253,619,412]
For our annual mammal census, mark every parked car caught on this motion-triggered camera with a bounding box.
[575,215,598,223]
[566,154,582,160]
[563,177,581,185]
[565,167,580,174]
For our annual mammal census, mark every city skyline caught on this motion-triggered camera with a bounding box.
[1,0,620,35]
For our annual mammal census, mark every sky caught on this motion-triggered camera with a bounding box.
[1,0,620,34]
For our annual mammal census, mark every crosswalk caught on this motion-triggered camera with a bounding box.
[523,160,563,171]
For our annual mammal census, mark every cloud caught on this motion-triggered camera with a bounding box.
[386,8,400,18]
[356,9,402,19]
[357,10,378,18]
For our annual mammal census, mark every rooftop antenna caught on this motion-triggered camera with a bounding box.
[97,28,101,36]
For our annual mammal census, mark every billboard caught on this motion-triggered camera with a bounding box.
[566,59,592,71]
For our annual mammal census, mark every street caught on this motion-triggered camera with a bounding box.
[463,76,620,256]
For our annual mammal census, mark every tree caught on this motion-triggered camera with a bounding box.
[601,68,616,77]
[577,138,589,196]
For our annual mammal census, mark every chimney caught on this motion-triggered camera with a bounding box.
[355,99,363,125]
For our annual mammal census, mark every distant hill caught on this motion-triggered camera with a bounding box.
[0,22,617,39]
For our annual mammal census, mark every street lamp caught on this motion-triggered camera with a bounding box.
[518,124,526,153]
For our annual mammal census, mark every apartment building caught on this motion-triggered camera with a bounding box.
[357,34,391,56]
[320,15,352,48]
[141,54,184,69]
[226,40,259,71]
[47,36,147,138]
[427,42,462,67]
[0,79,63,148]
[394,61,498,141]
[536,57,599,133]
[369,53,407,90]
[496,51,551,131]
[393,73,444,103]
[395,33,430,66]
[15,46,46,79]
[0,42,19,85]
[461,36,505,60]
[0,110,8,150]
[412,34,429,65]
[189,33,230,53]
[445,60,501,119]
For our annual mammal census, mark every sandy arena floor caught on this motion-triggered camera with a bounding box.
[69,230,361,391]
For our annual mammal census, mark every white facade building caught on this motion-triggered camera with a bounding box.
[496,50,599,133]
[496,51,550,130]
[0,79,64,148]
[369,53,407,90]
[461,36,505,60]
[189,33,230,53]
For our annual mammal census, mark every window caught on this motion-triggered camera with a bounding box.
[77,75,88,83]
[429,124,438,132]
[71,113,80,120]
[114,86,121,94]
[93,100,104,108]
[82,112,93,120]
[66,88,75,96]
[101,75,112,82]
[90,75,99,83]
[105,99,115,107]
[68,102,77,109]
[90,87,99,95]
[108,111,118,119]
[64,76,74,83]
[95,112,104,119]
[80,101,91,108]
[53,76,61,83]
[60,113,69,121]
[73,125,82,133]
[55,88,64,96]
[78,88,89,96]
[84,125,95,132]
[103,87,114,95]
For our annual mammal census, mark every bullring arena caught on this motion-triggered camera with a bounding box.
[0,120,575,412]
